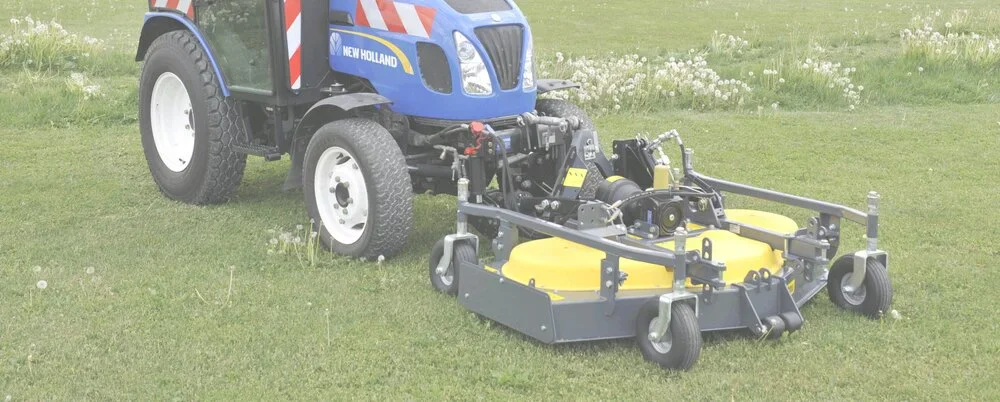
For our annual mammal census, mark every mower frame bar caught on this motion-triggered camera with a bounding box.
[691,173,868,224]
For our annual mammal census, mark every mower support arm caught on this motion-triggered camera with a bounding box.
[459,202,724,277]
[691,173,868,224]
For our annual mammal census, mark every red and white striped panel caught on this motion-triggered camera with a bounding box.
[355,0,436,39]
[151,0,194,19]
[284,0,302,90]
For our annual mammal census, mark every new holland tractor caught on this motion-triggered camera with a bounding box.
[137,0,893,371]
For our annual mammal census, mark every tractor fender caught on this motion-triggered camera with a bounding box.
[536,79,581,95]
[135,12,230,97]
[293,93,393,140]
[282,93,393,191]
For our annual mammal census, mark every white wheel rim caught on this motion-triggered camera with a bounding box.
[150,72,196,173]
[648,318,673,354]
[314,146,369,245]
[840,273,867,305]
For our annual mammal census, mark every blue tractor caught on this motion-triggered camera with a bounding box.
[138,0,893,371]
[137,0,583,258]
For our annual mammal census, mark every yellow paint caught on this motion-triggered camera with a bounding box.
[331,29,414,75]
[484,265,498,273]
[562,168,588,188]
[787,279,796,294]
[503,227,785,291]
[653,165,670,189]
[606,175,625,183]
[725,209,798,235]
[547,292,565,301]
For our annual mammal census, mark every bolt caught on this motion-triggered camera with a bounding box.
[605,267,613,274]
[550,200,561,210]
[335,176,341,183]
[342,208,349,215]
[605,280,614,288]
[338,219,345,224]
[540,325,547,331]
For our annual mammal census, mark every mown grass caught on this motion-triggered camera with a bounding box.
[2,0,1000,399]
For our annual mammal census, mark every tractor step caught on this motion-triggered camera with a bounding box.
[232,143,282,161]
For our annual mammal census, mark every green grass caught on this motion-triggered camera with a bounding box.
[3,0,1000,399]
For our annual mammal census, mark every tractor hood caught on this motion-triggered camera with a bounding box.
[328,0,537,121]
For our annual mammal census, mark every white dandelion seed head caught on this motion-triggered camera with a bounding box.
[85,266,95,275]
[36,280,48,289]
[296,224,304,231]
[33,265,42,273]
[377,255,386,264]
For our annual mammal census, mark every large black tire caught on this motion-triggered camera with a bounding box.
[139,30,247,204]
[535,99,596,131]
[827,256,893,319]
[428,239,477,295]
[635,301,702,371]
[303,119,413,259]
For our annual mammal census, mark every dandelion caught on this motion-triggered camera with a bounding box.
[917,66,924,72]
[85,266,95,275]
[778,78,786,84]
[36,280,48,289]
[33,265,42,273]
[890,309,902,320]
[747,71,754,77]
[295,224,304,231]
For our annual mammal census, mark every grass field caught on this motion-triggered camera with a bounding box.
[2,0,1000,399]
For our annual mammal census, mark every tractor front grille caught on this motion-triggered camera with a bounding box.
[474,25,523,91]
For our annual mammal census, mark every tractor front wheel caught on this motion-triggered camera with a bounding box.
[304,119,413,259]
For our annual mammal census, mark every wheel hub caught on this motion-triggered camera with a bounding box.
[149,72,196,173]
[840,273,867,305]
[648,318,673,354]
[314,147,369,245]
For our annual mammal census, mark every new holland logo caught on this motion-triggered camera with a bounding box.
[342,45,399,69]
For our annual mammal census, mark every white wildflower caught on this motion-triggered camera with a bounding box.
[36,280,48,289]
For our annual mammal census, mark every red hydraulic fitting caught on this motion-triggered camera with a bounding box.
[469,121,485,135]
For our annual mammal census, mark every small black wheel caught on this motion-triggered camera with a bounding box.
[779,312,804,333]
[139,30,247,204]
[428,239,477,295]
[763,315,785,340]
[635,300,701,371]
[304,118,413,259]
[827,255,893,319]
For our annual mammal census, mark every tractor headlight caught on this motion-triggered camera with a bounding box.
[522,40,535,90]
[454,32,492,96]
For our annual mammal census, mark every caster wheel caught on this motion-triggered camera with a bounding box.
[828,256,893,319]
[635,300,701,371]
[428,239,477,295]
[780,312,804,333]
[763,315,785,339]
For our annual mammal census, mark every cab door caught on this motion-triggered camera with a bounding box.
[194,0,276,96]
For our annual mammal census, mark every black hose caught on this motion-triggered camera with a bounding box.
[487,130,515,210]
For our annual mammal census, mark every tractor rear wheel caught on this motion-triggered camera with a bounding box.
[304,118,413,259]
[139,30,247,204]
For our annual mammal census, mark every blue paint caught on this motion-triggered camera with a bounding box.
[140,12,231,97]
[328,0,537,121]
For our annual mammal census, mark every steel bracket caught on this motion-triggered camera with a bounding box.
[648,291,698,343]
[846,249,888,293]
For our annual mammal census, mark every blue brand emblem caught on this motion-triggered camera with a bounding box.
[329,31,342,56]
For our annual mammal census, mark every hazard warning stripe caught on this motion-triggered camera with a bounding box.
[356,0,436,38]
[284,0,303,90]
[151,0,194,19]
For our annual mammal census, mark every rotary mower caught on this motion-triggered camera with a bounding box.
[135,0,892,371]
